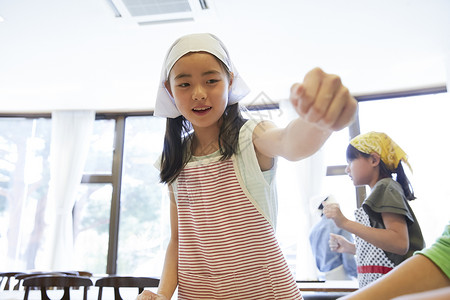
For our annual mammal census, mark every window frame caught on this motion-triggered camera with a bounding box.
[0,83,446,274]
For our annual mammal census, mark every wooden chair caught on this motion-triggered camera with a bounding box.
[0,272,25,290]
[95,276,160,300]
[71,271,93,290]
[22,274,93,300]
[15,271,79,290]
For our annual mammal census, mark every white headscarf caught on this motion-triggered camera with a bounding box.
[154,33,250,118]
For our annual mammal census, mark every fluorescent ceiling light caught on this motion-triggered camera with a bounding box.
[0,16,4,22]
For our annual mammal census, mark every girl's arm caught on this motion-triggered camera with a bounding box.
[329,233,356,255]
[339,254,450,300]
[344,212,408,255]
[324,203,409,255]
[253,68,357,162]
[253,118,331,162]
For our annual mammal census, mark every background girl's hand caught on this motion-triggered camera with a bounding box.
[322,202,347,228]
[136,290,169,300]
[329,233,355,254]
[290,67,357,131]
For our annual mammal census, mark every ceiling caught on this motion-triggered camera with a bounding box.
[0,0,449,113]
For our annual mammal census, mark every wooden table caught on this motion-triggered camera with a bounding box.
[297,280,359,292]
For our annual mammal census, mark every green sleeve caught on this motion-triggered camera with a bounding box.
[415,224,450,279]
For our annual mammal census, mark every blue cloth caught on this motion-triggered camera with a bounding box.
[309,215,357,278]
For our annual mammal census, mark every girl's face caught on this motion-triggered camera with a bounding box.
[345,154,380,188]
[166,52,232,129]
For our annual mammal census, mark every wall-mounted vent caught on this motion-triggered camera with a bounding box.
[123,0,191,17]
[107,0,215,25]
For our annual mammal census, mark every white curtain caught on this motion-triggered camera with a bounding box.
[296,149,326,280]
[276,99,327,280]
[45,110,95,270]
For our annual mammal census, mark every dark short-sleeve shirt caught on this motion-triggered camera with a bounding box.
[362,178,425,265]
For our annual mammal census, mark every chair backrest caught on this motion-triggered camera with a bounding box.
[0,272,26,290]
[22,274,93,300]
[15,271,79,290]
[95,276,160,300]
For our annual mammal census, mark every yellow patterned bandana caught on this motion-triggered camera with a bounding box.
[350,131,412,172]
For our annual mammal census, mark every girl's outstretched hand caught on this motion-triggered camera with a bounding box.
[329,233,355,254]
[290,67,357,131]
[136,290,169,300]
[322,202,348,228]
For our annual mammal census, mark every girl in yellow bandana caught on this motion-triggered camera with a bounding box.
[323,131,425,288]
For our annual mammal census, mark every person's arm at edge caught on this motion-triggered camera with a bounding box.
[156,185,179,299]
[338,254,450,300]
[392,286,450,300]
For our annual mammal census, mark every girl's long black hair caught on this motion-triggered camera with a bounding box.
[346,144,415,200]
[160,102,246,184]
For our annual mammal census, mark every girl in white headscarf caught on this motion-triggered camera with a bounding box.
[138,33,357,300]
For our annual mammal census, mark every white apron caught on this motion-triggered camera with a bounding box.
[354,207,395,287]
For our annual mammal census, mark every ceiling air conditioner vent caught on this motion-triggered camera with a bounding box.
[107,0,215,25]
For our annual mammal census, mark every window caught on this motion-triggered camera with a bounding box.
[0,117,51,270]
[117,116,168,276]
[1,89,447,275]
[321,129,358,219]
[357,92,450,246]
[73,183,112,273]
[73,119,116,273]
[83,119,115,174]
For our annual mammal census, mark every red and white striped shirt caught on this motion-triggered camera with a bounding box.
[176,156,302,299]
